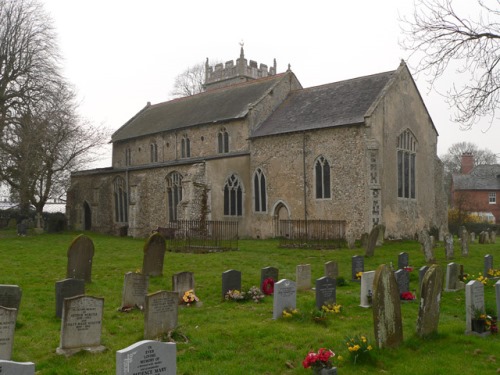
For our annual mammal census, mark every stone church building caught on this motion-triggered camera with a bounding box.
[67,48,447,240]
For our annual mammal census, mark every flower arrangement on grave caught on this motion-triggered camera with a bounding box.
[181,289,199,306]
[403,266,414,272]
[261,278,275,295]
[311,304,343,322]
[400,291,416,301]
[487,268,500,278]
[463,273,489,286]
[486,315,498,334]
[302,348,337,371]
[282,307,300,319]
[224,286,264,303]
[344,335,373,364]
[245,286,264,303]
[355,271,363,280]
[471,306,487,333]
[224,289,246,301]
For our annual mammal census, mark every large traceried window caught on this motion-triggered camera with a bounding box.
[114,177,128,223]
[181,135,190,158]
[253,168,267,212]
[218,127,229,154]
[315,156,331,199]
[397,129,417,199]
[224,174,243,216]
[167,172,183,222]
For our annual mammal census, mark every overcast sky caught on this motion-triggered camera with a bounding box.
[41,0,500,167]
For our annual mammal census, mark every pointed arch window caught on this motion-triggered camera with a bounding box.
[166,172,183,221]
[114,177,128,223]
[224,174,242,216]
[315,156,331,199]
[150,143,158,163]
[253,168,267,212]
[397,129,417,199]
[181,134,190,158]
[218,127,229,154]
[125,148,131,166]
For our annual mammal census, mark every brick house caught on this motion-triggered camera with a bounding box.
[451,153,500,224]
[66,48,448,240]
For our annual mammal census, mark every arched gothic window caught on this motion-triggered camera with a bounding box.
[125,148,131,166]
[397,129,417,199]
[224,174,242,216]
[253,168,267,212]
[150,143,158,163]
[218,127,229,154]
[181,135,190,158]
[114,177,128,223]
[166,172,183,221]
[315,156,331,199]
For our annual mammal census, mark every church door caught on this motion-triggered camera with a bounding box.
[83,202,92,230]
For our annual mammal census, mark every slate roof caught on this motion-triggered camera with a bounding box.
[453,165,500,190]
[111,73,288,142]
[251,70,395,138]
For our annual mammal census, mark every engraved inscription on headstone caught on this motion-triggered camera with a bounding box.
[0,307,17,360]
[116,340,176,375]
[55,278,85,319]
[272,279,296,320]
[359,271,376,308]
[260,267,278,292]
[172,272,194,303]
[296,264,311,291]
[465,280,485,334]
[315,277,336,310]
[120,272,149,310]
[324,261,338,279]
[351,256,364,281]
[0,360,35,375]
[144,291,178,340]
[222,270,241,299]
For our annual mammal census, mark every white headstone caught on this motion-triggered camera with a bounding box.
[496,280,500,321]
[296,264,311,290]
[0,307,17,360]
[0,360,35,375]
[272,279,296,320]
[465,280,485,334]
[116,340,176,375]
[359,271,376,308]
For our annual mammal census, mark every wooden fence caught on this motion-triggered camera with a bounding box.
[277,219,346,249]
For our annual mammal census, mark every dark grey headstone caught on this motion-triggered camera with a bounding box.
[116,340,176,375]
[66,234,94,283]
[394,269,410,296]
[144,291,178,340]
[120,272,149,310]
[0,285,22,310]
[272,279,296,320]
[324,261,338,279]
[315,277,336,310]
[484,254,494,278]
[0,307,17,360]
[172,272,194,303]
[0,360,35,375]
[142,233,166,277]
[260,267,278,292]
[222,270,241,299]
[55,279,85,318]
[351,255,364,281]
[397,252,409,270]
[445,262,462,291]
[417,265,443,337]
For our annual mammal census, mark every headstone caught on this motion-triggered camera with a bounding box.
[465,280,485,334]
[444,234,454,260]
[485,231,491,244]
[272,279,296,320]
[484,254,494,279]
[16,221,27,236]
[360,233,369,248]
[416,265,443,337]
[394,269,410,296]
[172,272,194,303]
[222,270,241,299]
[66,234,94,283]
[57,295,105,356]
[315,277,336,310]
[365,226,380,257]
[55,279,85,319]
[142,233,166,277]
[372,264,403,348]
[461,229,469,256]
[496,280,500,320]
[470,232,475,243]
[430,235,435,248]
[0,360,35,375]
[479,231,486,244]
[418,266,429,293]
[359,270,376,308]
[0,307,17,360]
[491,231,496,244]
[445,262,463,291]
[144,291,178,339]
[351,255,364,281]
[0,285,22,310]
[418,230,434,263]
[324,261,338,279]
[376,224,385,246]
[296,264,311,291]
[260,267,278,292]
[120,272,149,310]
[397,252,409,270]
[116,340,176,375]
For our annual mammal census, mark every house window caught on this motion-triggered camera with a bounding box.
[253,168,267,212]
[181,135,190,158]
[489,192,496,204]
[150,143,158,163]
[315,156,331,199]
[397,129,417,199]
[166,172,183,221]
[224,174,242,216]
[114,177,128,223]
[125,148,131,166]
[218,127,229,154]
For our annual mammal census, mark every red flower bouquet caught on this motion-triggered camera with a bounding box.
[400,291,415,301]
[302,348,335,370]
[261,278,275,295]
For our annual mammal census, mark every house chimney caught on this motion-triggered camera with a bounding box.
[461,152,474,174]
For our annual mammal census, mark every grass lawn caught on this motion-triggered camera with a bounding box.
[0,229,499,374]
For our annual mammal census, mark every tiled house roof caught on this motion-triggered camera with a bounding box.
[453,165,500,190]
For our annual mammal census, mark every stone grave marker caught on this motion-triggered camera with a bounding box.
[55,278,85,319]
[416,264,443,337]
[0,285,22,310]
[418,266,429,293]
[144,291,178,339]
[260,266,279,293]
[397,252,409,270]
[461,229,469,257]
[465,280,485,334]
[496,280,500,319]
[359,270,376,308]
[116,340,176,375]
[57,295,105,356]
[272,279,296,320]
[0,360,35,375]
[222,269,241,299]
[418,230,434,263]
[324,261,338,279]
[315,277,336,310]
[445,262,463,291]
[66,234,94,283]
[120,272,149,310]
[430,235,435,249]
[0,307,17,360]
[142,233,166,277]
[444,234,454,260]
[172,272,194,303]
[296,264,311,291]
[372,264,403,348]
[491,231,496,244]
[484,254,493,278]
[351,255,364,281]
[394,269,410,296]
[470,232,475,243]
[376,224,385,246]
[365,226,380,257]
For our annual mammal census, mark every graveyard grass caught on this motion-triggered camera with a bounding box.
[0,229,499,374]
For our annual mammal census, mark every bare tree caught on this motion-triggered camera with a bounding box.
[170,62,206,98]
[401,0,500,128]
